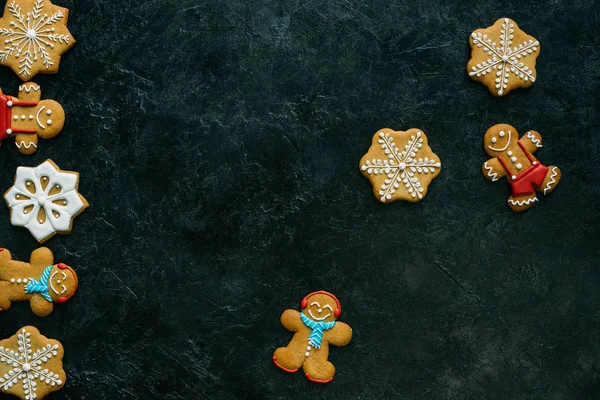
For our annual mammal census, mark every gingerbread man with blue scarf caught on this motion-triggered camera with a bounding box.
[0,247,78,317]
[273,291,352,383]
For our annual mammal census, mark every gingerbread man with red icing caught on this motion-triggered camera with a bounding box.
[0,247,78,317]
[482,124,561,212]
[272,291,352,384]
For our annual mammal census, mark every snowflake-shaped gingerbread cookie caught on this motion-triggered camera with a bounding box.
[360,128,441,203]
[0,326,65,400]
[4,159,88,243]
[0,0,75,81]
[467,18,539,96]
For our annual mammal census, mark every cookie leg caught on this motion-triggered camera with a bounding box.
[507,193,538,212]
[14,133,38,155]
[273,346,304,373]
[302,352,335,383]
[540,166,561,196]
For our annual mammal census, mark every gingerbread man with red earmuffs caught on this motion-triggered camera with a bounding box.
[273,291,352,384]
[0,247,78,317]
[482,124,561,212]
[0,82,65,154]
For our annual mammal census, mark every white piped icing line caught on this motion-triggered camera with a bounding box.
[508,197,538,206]
[469,18,539,96]
[483,161,498,181]
[15,141,37,149]
[361,131,441,202]
[488,130,512,152]
[0,327,64,396]
[4,160,87,242]
[543,167,558,195]
[35,106,46,129]
[0,0,72,77]
[526,132,543,148]
[19,83,40,93]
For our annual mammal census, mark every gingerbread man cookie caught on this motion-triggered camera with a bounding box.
[482,124,561,212]
[273,291,352,384]
[0,326,66,400]
[468,18,540,96]
[0,247,78,317]
[0,82,65,154]
[0,0,75,81]
[360,128,441,203]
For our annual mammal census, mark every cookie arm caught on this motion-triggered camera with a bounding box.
[326,322,352,347]
[280,309,303,332]
[520,130,543,154]
[482,158,506,182]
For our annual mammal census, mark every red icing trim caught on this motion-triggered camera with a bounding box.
[272,356,298,373]
[0,248,4,251]
[305,372,333,384]
[300,291,342,317]
[518,140,537,164]
[0,95,38,140]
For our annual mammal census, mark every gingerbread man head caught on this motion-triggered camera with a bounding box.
[0,83,65,154]
[46,263,78,303]
[300,291,342,323]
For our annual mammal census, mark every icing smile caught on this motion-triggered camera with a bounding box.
[307,301,333,321]
[49,271,68,295]
[488,130,511,152]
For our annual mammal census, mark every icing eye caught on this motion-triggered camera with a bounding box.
[499,131,506,137]
[323,304,333,312]
[491,137,497,143]
[310,301,320,308]
[46,109,52,115]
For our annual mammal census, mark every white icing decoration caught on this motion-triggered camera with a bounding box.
[516,163,522,170]
[29,115,33,120]
[6,128,12,135]
[12,115,17,120]
[543,166,558,195]
[35,106,46,128]
[323,304,333,312]
[483,161,498,182]
[507,151,513,156]
[508,197,538,206]
[499,131,505,137]
[0,327,64,396]
[15,141,37,149]
[46,119,52,125]
[0,1,71,77]
[46,109,52,115]
[307,309,330,321]
[305,352,310,357]
[18,83,40,93]
[4,160,86,241]
[361,131,441,202]
[49,271,68,295]
[469,18,539,96]
[488,130,511,152]
[491,137,497,143]
[511,156,517,162]
[20,115,25,120]
[526,132,543,148]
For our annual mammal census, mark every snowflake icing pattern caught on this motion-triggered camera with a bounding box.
[0,0,73,79]
[469,18,539,96]
[4,160,88,242]
[361,131,441,202]
[0,328,63,400]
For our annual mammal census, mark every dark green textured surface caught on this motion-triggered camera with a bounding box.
[0,0,599,399]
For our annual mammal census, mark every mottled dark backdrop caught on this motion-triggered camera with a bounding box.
[0,0,599,399]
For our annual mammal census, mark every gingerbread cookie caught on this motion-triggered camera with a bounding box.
[0,326,66,400]
[360,128,441,203]
[0,82,65,154]
[4,159,89,243]
[482,124,561,212]
[0,247,77,316]
[468,18,539,96]
[0,0,75,81]
[273,291,352,384]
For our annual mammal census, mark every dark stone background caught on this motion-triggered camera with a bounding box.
[0,0,599,399]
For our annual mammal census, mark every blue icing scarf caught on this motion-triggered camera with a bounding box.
[300,312,336,348]
[24,266,53,303]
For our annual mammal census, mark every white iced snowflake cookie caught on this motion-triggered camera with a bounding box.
[4,159,88,243]
[0,326,66,400]
[0,0,75,81]
[467,18,540,96]
[360,128,441,203]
